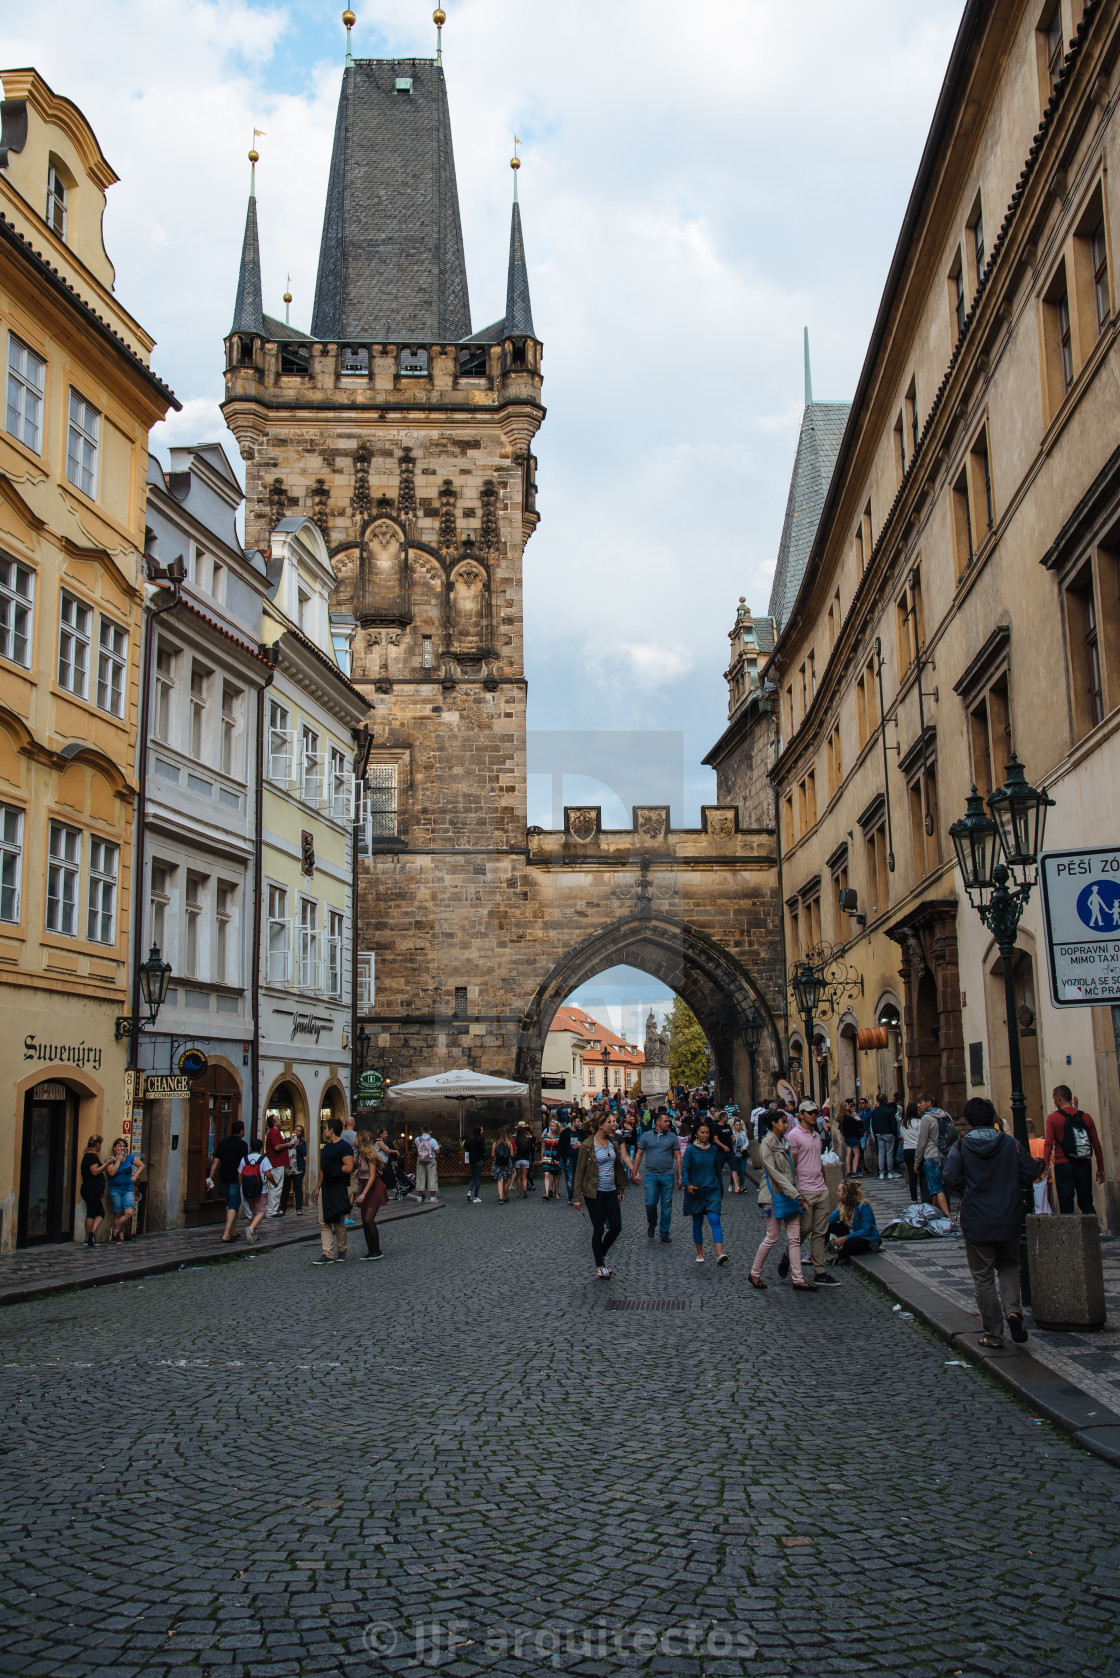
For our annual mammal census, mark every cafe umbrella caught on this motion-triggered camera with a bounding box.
[387,1068,529,1141]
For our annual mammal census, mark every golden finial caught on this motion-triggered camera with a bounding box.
[511,135,521,200]
[283,274,293,327]
[248,148,259,164]
[343,8,356,64]
[434,7,445,64]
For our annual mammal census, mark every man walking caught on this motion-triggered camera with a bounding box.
[206,1118,248,1244]
[710,1108,735,1194]
[914,1096,950,1216]
[264,1114,290,1217]
[781,1100,839,1287]
[869,1092,900,1179]
[413,1127,440,1203]
[633,1109,682,1242]
[311,1116,356,1265]
[1043,1086,1104,1216]
[943,1096,1034,1347]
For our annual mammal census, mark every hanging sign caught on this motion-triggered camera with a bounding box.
[356,1069,384,1108]
[145,1074,192,1099]
[178,1048,209,1079]
[1040,846,1120,1007]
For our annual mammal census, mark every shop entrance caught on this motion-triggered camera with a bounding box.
[18,1081,78,1246]
[184,1066,242,1226]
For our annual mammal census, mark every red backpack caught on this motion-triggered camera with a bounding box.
[241,1157,264,1199]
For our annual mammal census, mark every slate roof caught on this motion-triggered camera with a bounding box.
[766,400,851,630]
[230,191,264,335]
[310,58,471,342]
[504,200,534,337]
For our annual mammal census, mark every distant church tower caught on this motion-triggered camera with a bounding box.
[221,16,545,1081]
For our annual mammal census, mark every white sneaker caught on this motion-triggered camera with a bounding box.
[695,1255,705,1264]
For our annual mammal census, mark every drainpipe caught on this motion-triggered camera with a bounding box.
[874,636,897,872]
[350,723,373,1115]
[252,649,278,1139]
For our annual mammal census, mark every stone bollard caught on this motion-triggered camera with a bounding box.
[1027,1213,1106,1327]
[823,1159,844,1216]
[749,1139,762,1172]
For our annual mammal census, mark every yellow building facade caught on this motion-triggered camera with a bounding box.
[0,71,176,1246]
[747,0,1120,1224]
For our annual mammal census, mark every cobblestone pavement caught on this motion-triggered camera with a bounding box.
[846,1170,1120,1412]
[2,1184,1120,1678]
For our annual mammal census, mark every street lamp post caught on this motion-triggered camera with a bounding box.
[786,946,863,1108]
[949,755,1054,1304]
[789,960,826,1104]
[600,1042,611,1104]
[742,1012,763,1110]
[115,944,173,1042]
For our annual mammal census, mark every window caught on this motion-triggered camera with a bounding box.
[854,524,864,574]
[299,898,319,989]
[267,699,292,782]
[154,644,175,742]
[279,342,311,376]
[46,821,80,936]
[184,873,203,978]
[0,804,22,922]
[826,723,843,798]
[356,951,374,1010]
[1042,5,1064,98]
[66,389,99,499]
[331,632,352,676]
[1043,262,1075,408]
[215,883,234,985]
[973,433,994,535]
[787,903,800,963]
[832,863,850,940]
[210,561,225,604]
[1064,557,1120,739]
[400,347,429,376]
[189,666,208,759]
[300,725,321,804]
[908,766,941,881]
[894,413,906,483]
[906,378,919,456]
[0,554,33,667]
[368,762,399,838]
[855,659,878,749]
[973,203,985,281]
[865,822,888,917]
[1092,219,1110,333]
[96,618,128,718]
[1058,292,1074,388]
[326,908,344,997]
[952,466,975,576]
[827,590,840,651]
[266,884,290,984]
[297,587,311,634]
[58,591,91,697]
[150,861,170,950]
[896,567,925,679]
[783,795,795,850]
[330,747,349,821]
[191,548,208,592]
[950,249,966,344]
[220,685,240,777]
[808,649,817,699]
[969,673,1012,795]
[785,685,794,737]
[862,502,873,567]
[797,778,808,834]
[806,769,817,828]
[6,336,45,452]
[87,839,118,944]
[340,346,370,376]
[46,164,67,239]
[586,1066,597,1089]
[801,893,822,951]
[422,635,433,668]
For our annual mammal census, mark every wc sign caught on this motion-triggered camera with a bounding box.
[1040,846,1120,1007]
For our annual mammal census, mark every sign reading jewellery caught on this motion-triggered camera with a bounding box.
[23,1036,102,1072]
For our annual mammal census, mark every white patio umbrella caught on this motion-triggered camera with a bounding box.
[388,1067,529,1139]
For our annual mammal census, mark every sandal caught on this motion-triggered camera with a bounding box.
[977,1334,1004,1349]
[748,1272,767,1289]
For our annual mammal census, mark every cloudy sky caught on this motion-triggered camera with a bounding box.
[4,0,966,1021]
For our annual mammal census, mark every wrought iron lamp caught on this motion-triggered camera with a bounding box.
[116,945,173,1042]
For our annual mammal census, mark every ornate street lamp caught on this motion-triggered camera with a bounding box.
[949,756,1055,1304]
[600,1041,611,1103]
[742,1011,763,1110]
[116,945,173,1042]
[785,946,863,1107]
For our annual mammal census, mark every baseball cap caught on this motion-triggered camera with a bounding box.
[798,1100,819,1113]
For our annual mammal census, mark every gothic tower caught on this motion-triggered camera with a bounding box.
[221,28,545,1089]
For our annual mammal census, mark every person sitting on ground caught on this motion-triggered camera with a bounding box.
[827,1181,881,1261]
[943,1096,1034,1349]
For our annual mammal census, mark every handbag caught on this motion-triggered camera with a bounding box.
[764,1172,801,1221]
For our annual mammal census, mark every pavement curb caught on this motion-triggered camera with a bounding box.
[851,1246,1120,1466]
[0,1198,445,1310]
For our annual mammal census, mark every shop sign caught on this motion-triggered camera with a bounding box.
[1041,846,1120,1007]
[23,1036,101,1072]
[31,1082,67,1101]
[145,1074,192,1099]
[541,1074,566,1090]
[356,1069,384,1108]
[178,1048,209,1078]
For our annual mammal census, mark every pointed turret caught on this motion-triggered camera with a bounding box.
[504,197,535,338]
[230,151,265,336]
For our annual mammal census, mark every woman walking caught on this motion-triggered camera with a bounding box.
[541,1119,563,1199]
[682,1121,728,1264]
[465,1126,486,1203]
[750,1111,815,1290]
[492,1126,514,1203]
[355,1132,389,1259]
[512,1122,533,1198]
[730,1115,750,1193]
[80,1135,106,1247]
[103,1138,144,1243]
[900,1101,922,1201]
[839,1100,863,1180]
[573,1111,627,1279]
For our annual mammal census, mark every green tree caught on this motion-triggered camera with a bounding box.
[668,996,709,1088]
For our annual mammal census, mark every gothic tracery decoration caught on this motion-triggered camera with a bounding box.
[311,478,330,537]
[438,478,458,557]
[397,448,417,523]
[480,479,499,554]
[352,447,371,523]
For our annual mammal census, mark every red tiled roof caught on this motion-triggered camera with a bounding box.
[549,1006,644,1064]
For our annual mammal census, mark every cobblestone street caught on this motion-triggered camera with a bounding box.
[3,1188,1120,1678]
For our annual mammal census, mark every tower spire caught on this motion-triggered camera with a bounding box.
[230,145,265,336]
[504,150,534,337]
[343,8,355,66]
[434,7,445,66]
[803,326,813,406]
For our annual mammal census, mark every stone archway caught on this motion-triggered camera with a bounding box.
[515,913,783,1111]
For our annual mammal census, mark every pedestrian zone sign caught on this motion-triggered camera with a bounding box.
[1040,846,1120,1007]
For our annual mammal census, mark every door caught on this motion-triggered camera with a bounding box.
[184,1067,241,1226]
[18,1086,77,1246]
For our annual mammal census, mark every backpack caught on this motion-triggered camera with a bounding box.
[496,1140,511,1164]
[241,1156,264,1200]
[1063,1111,1091,1160]
[416,1136,436,1164]
[937,1113,958,1155]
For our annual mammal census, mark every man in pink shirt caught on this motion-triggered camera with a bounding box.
[783,1100,839,1287]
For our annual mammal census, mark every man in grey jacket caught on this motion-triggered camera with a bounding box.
[914,1098,950,1216]
[943,1096,1035,1348]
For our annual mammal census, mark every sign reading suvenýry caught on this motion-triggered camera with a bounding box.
[1040,846,1120,1007]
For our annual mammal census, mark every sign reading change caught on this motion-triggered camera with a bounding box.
[1040,846,1120,1007]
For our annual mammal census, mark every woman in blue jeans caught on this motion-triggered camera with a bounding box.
[682,1122,729,1265]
